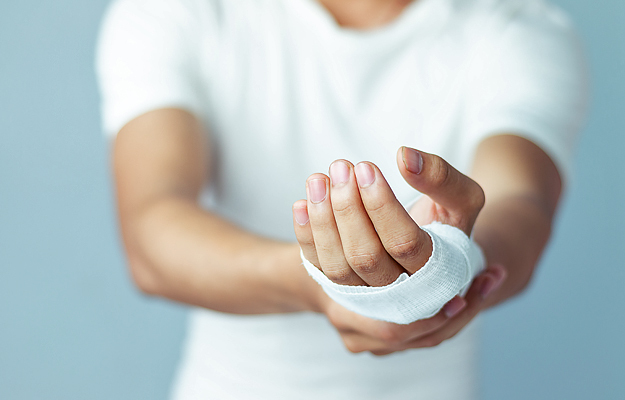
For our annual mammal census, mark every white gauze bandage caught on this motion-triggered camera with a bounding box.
[301,222,485,325]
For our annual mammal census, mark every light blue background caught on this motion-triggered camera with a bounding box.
[0,1,623,399]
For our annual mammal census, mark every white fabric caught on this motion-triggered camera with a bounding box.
[302,222,486,324]
[95,0,587,398]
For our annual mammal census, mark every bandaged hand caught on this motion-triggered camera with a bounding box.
[292,147,506,351]
[300,221,485,324]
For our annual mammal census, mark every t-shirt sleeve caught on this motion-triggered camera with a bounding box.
[95,0,205,136]
[463,4,589,181]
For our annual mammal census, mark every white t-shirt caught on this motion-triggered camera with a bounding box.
[96,0,587,398]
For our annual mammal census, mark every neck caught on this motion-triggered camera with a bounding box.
[317,0,415,30]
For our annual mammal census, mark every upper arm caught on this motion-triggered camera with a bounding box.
[111,108,209,292]
[113,108,209,219]
[96,0,212,221]
[470,134,561,219]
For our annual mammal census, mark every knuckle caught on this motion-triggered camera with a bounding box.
[314,242,334,257]
[324,268,355,285]
[422,336,445,348]
[362,195,387,214]
[387,237,425,261]
[342,337,364,354]
[309,215,334,232]
[332,198,358,217]
[420,316,444,333]
[346,251,381,275]
[297,235,316,249]
[469,183,486,211]
[325,305,343,328]
[376,325,405,345]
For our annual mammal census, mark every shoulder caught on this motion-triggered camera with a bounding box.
[451,0,586,84]
[455,0,580,45]
[96,0,228,74]
[96,0,227,136]
[97,0,282,48]
[98,0,225,40]
[456,0,588,182]
[102,0,218,19]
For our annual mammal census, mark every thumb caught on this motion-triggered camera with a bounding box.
[397,146,485,230]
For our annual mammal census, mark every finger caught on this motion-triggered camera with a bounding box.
[326,297,463,347]
[339,331,393,353]
[405,264,507,349]
[307,174,367,286]
[404,277,488,349]
[397,146,485,235]
[337,305,461,353]
[396,296,467,341]
[293,200,321,269]
[354,162,432,274]
[329,160,404,286]
[370,350,395,356]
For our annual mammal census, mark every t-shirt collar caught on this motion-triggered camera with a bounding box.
[285,0,453,50]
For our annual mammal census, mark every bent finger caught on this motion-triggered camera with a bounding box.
[340,331,394,354]
[326,296,465,346]
[293,200,320,268]
[307,174,367,286]
[354,162,432,274]
[397,296,467,342]
[329,160,403,286]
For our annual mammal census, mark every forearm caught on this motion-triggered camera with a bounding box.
[121,194,322,315]
[473,193,553,308]
[112,109,323,315]
[467,134,562,308]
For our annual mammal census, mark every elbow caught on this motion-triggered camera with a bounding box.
[118,210,166,297]
[512,276,532,298]
[512,232,552,298]
[508,266,537,300]
[125,251,163,297]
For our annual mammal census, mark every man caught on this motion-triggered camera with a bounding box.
[96,0,586,398]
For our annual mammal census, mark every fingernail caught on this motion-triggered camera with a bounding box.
[308,179,327,204]
[329,161,350,186]
[443,297,466,318]
[479,275,503,300]
[293,206,309,225]
[402,147,423,174]
[355,163,375,187]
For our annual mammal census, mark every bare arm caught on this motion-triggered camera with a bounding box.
[113,108,321,314]
[471,134,562,307]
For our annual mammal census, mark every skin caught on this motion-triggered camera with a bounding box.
[114,108,560,356]
[112,0,563,356]
[293,144,556,354]
[113,109,319,315]
[318,0,415,29]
